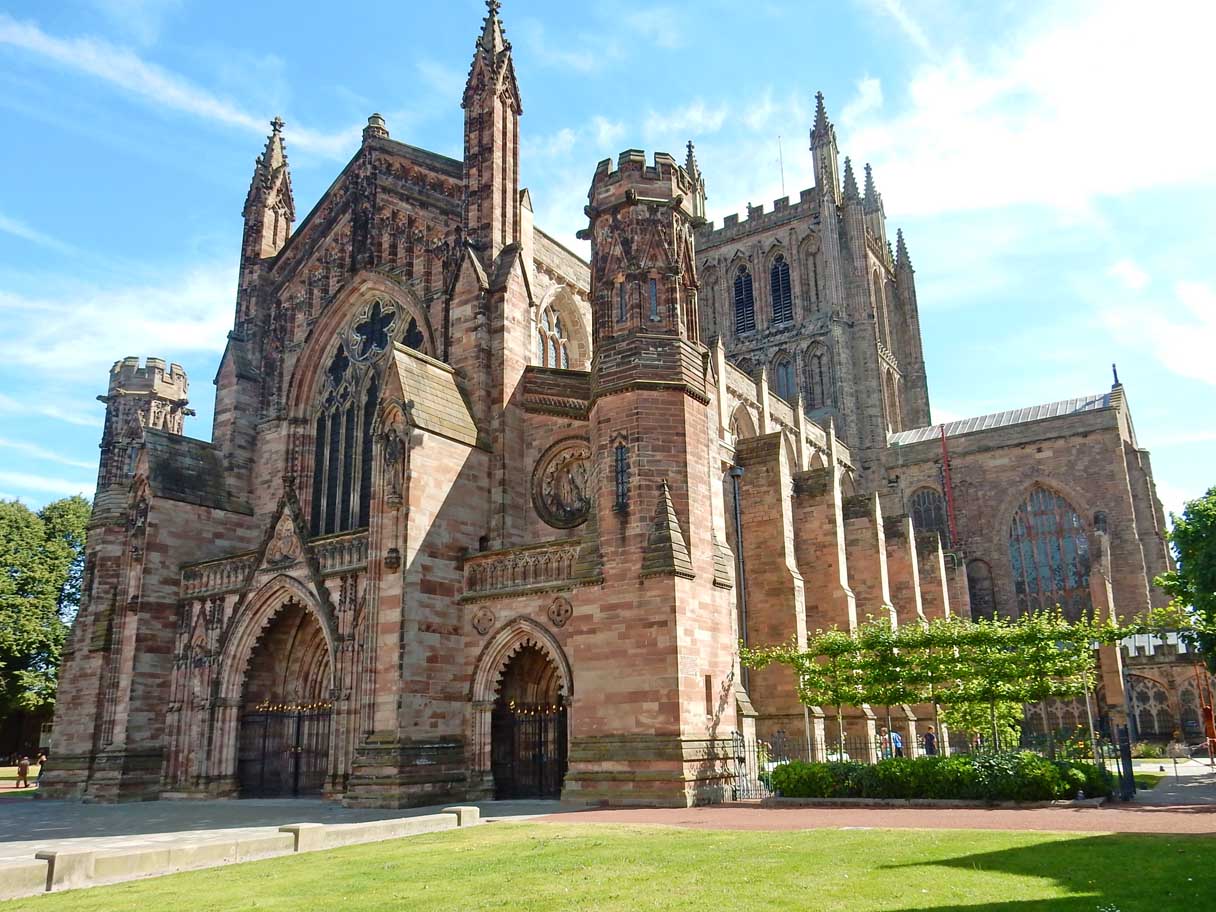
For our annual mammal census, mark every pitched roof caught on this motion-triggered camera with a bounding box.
[388,343,481,448]
[143,429,252,514]
[889,392,1114,446]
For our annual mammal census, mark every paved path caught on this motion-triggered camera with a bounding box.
[1134,759,1216,808]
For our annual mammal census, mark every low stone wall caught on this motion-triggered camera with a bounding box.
[1,806,479,901]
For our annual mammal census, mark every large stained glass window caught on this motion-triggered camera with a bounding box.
[1008,485,1091,620]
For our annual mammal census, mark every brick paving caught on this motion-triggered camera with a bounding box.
[536,800,1216,836]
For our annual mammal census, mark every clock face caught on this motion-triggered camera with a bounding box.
[533,440,592,529]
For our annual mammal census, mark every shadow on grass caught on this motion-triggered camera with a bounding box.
[883,832,1216,911]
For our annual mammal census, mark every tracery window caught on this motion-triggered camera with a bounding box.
[806,349,831,409]
[310,342,379,536]
[536,305,570,369]
[772,357,795,402]
[770,255,793,324]
[733,266,756,335]
[1129,675,1174,737]
[909,487,950,545]
[1008,485,1092,620]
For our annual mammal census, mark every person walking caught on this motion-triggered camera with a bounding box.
[891,728,904,758]
[923,725,938,756]
[15,756,30,789]
[36,751,47,785]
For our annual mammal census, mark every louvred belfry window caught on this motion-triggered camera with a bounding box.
[733,266,756,334]
[770,255,793,324]
[1008,485,1092,620]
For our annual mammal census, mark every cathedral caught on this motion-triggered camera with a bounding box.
[43,2,1199,808]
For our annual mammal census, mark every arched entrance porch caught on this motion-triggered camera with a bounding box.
[471,618,572,800]
[490,644,567,799]
[235,598,334,797]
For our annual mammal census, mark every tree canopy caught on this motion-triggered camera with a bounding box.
[1157,485,1216,672]
[0,496,91,717]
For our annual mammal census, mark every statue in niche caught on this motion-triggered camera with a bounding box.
[533,441,591,529]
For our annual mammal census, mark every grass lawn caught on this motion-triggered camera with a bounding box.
[1134,771,1166,790]
[6,822,1214,912]
[0,764,39,798]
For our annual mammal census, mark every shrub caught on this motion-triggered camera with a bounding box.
[769,753,1112,802]
[1132,741,1166,759]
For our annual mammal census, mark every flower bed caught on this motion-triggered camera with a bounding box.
[770,753,1114,802]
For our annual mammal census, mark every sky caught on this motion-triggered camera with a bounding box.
[0,0,1213,520]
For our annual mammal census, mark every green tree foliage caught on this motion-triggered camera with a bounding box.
[0,496,91,716]
[1156,485,1216,672]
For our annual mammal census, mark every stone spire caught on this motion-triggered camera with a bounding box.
[242,117,294,234]
[685,140,707,222]
[811,91,841,203]
[811,91,835,149]
[641,480,695,578]
[863,163,882,213]
[895,229,913,271]
[841,157,859,202]
[462,0,522,257]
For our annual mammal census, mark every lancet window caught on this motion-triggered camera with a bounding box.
[536,305,570,368]
[772,356,795,402]
[770,255,793,324]
[310,343,379,536]
[1008,485,1092,620]
[909,487,950,545]
[733,266,756,334]
[806,349,831,409]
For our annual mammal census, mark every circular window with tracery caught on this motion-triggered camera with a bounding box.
[348,299,398,361]
[532,439,592,529]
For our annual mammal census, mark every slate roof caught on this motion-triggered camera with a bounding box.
[889,392,1114,446]
[390,343,481,447]
[143,429,252,514]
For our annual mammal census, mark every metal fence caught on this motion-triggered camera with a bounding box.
[723,726,1135,801]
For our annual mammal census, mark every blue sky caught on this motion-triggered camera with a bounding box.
[0,0,1212,519]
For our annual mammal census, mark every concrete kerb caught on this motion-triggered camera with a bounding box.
[12,809,472,899]
[0,858,51,900]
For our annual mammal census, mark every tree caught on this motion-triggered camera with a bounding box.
[1157,486,1216,672]
[0,496,91,717]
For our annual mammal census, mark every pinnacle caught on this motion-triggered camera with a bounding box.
[684,139,700,178]
[641,480,695,579]
[895,229,912,270]
[863,163,883,212]
[811,91,835,149]
[479,0,509,54]
[842,157,859,201]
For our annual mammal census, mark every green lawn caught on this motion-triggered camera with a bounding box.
[0,764,39,798]
[1134,771,1166,790]
[6,822,1215,912]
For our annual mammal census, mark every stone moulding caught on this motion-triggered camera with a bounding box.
[179,529,369,597]
[461,537,601,602]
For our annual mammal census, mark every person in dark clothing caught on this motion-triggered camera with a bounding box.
[923,725,938,756]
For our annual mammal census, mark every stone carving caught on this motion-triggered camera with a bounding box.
[547,596,572,628]
[532,439,591,529]
[383,430,403,505]
[384,547,401,571]
[266,515,298,566]
[471,606,495,636]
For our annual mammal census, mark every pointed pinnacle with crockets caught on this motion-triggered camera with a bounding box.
[842,157,859,201]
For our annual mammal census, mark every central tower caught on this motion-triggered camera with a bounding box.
[565,151,738,806]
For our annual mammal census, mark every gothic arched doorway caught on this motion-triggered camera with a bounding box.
[236,599,333,797]
[490,644,568,799]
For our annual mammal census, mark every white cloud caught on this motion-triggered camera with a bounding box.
[840,76,883,127]
[0,470,93,497]
[0,212,76,255]
[0,393,102,428]
[0,15,359,159]
[644,100,728,140]
[1109,259,1150,292]
[1103,279,1216,386]
[89,0,182,46]
[523,126,578,160]
[623,8,685,49]
[839,1,1216,219]
[860,0,933,54]
[593,116,625,148]
[0,438,96,471]
[0,262,234,379]
[416,59,465,100]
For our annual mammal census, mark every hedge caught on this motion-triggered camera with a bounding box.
[769,753,1113,802]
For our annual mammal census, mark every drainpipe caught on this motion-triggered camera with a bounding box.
[730,465,748,690]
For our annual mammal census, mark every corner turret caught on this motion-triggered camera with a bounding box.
[237,118,294,330]
[810,92,841,203]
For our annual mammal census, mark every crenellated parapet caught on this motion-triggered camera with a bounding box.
[95,357,192,496]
